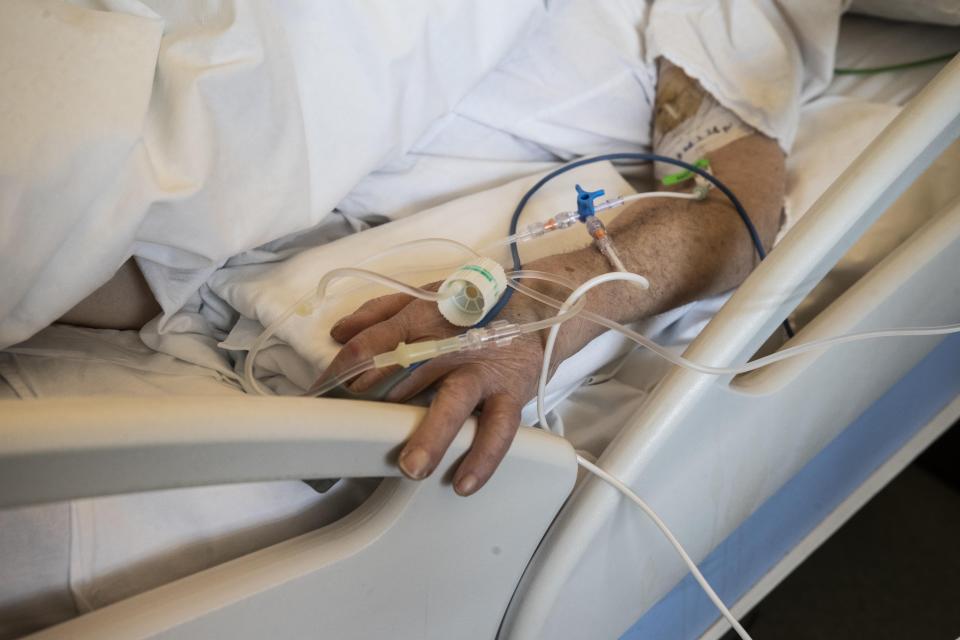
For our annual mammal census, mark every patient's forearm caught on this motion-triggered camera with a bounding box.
[58,259,161,330]
[525,132,785,363]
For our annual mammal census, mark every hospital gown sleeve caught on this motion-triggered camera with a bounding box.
[644,0,849,152]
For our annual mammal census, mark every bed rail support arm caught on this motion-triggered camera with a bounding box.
[0,396,575,509]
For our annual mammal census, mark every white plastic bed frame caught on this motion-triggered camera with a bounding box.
[2,55,959,640]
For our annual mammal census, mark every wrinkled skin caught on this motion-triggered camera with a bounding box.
[322,290,548,496]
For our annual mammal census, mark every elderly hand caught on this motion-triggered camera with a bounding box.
[321,289,549,496]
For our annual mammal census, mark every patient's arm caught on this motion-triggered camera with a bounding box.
[58,259,161,330]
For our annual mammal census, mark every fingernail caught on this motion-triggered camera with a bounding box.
[399,447,430,479]
[455,474,478,496]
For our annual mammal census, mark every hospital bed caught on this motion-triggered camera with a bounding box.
[2,20,960,640]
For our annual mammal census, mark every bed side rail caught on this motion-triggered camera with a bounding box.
[0,396,432,508]
[0,396,576,640]
[502,55,960,639]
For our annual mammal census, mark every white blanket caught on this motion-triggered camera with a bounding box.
[0,0,844,348]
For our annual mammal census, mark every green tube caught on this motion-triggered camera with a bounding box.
[835,52,957,75]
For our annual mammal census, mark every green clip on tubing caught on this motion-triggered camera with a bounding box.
[661,157,711,186]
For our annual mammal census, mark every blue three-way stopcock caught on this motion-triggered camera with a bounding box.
[575,184,605,221]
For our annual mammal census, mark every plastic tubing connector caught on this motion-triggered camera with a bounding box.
[372,320,522,368]
[575,184,605,221]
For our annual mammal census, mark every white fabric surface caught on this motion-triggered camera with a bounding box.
[0,0,845,349]
[0,0,162,350]
[0,0,544,347]
[644,0,845,152]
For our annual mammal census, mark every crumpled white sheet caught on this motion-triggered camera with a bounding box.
[337,0,845,221]
[0,0,545,347]
[0,0,845,349]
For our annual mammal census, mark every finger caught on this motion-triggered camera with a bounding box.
[398,369,485,480]
[330,293,412,343]
[349,363,402,393]
[384,356,461,403]
[320,318,407,385]
[452,394,521,496]
[351,334,466,394]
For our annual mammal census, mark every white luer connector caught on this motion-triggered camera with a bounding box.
[372,321,521,368]
[437,257,508,327]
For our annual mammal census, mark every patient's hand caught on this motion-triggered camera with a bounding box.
[322,291,548,496]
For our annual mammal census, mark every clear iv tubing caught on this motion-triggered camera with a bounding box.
[246,235,960,394]
[246,186,695,394]
[509,275,960,378]
[531,271,652,435]
[513,267,753,639]
[245,263,587,398]
[243,238,490,396]
[302,275,586,398]
[576,453,754,640]
[487,190,701,249]
[241,236,958,640]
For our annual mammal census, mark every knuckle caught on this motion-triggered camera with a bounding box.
[440,372,481,399]
[382,315,407,340]
[356,296,387,315]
